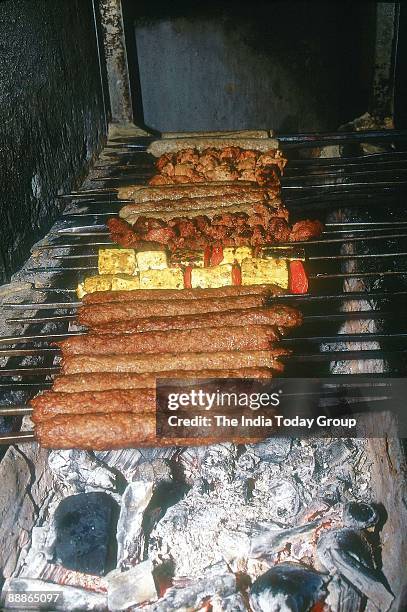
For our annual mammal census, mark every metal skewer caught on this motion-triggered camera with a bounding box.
[0,431,36,444]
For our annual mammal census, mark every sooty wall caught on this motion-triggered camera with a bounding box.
[0,0,107,283]
[130,0,375,133]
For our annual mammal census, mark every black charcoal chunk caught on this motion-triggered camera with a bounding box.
[53,492,118,576]
[343,502,379,529]
[250,562,327,612]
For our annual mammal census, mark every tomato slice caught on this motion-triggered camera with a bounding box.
[231,264,242,286]
[289,260,308,294]
[210,245,223,266]
[184,265,192,289]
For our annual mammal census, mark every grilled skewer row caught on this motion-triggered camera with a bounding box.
[35,413,263,450]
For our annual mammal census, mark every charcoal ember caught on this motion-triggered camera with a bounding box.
[236,451,261,476]
[248,519,322,562]
[249,562,327,612]
[149,471,307,577]
[342,502,379,530]
[116,481,154,569]
[96,448,178,482]
[53,492,118,576]
[325,574,366,612]
[317,528,394,611]
[106,560,157,611]
[130,458,173,484]
[48,450,119,494]
[315,439,354,471]
[142,561,237,612]
[251,476,300,525]
[1,578,107,611]
[199,443,238,485]
[179,443,238,485]
[245,438,292,464]
[318,482,343,506]
[283,440,316,487]
[211,592,248,611]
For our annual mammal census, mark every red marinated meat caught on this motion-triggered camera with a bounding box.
[266,218,291,242]
[144,227,176,244]
[250,225,267,246]
[107,218,142,248]
[194,215,211,232]
[289,220,324,242]
[177,218,197,238]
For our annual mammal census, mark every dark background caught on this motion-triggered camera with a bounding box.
[128,0,376,133]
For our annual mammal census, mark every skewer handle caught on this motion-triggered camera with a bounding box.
[0,406,33,417]
[0,431,35,445]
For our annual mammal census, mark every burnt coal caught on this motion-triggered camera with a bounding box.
[317,528,394,611]
[245,438,292,464]
[53,492,118,576]
[343,501,379,530]
[249,562,327,612]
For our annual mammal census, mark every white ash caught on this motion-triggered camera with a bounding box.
[106,560,157,611]
[95,448,179,483]
[48,450,119,495]
[148,438,372,578]
[116,481,155,568]
[211,592,248,611]
[142,561,236,612]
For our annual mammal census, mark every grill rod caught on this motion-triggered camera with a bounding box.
[20,268,407,281]
[50,229,407,246]
[0,348,401,378]
[49,250,407,262]
[4,302,406,328]
[91,168,407,183]
[5,290,407,311]
[0,432,36,444]
[0,384,395,419]
[0,392,396,445]
[4,310,403,329]
[31,231,407,251]
[0,332,404,358]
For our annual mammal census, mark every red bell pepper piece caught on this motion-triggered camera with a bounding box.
[231,264,242,286]
[289,260,308,294]
[184,265,192,289]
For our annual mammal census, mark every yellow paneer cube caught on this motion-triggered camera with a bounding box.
[98,248,137,275]
[136,249,168,272]
[191,264,233,289]
[221,246,252,265]
[241,258,288,288]
[140,268,184,290]
[77,275,115,297]
[111,274,141,291]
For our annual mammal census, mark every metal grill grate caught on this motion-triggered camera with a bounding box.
[1,129,407,443]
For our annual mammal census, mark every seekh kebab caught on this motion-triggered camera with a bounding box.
[61,349,290,376]
[35,413,261,450]
[81,283,281,304]
[58,325,280,356]
[77,295,267,326]
[51,368,281,393]
[86,305,302,335]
